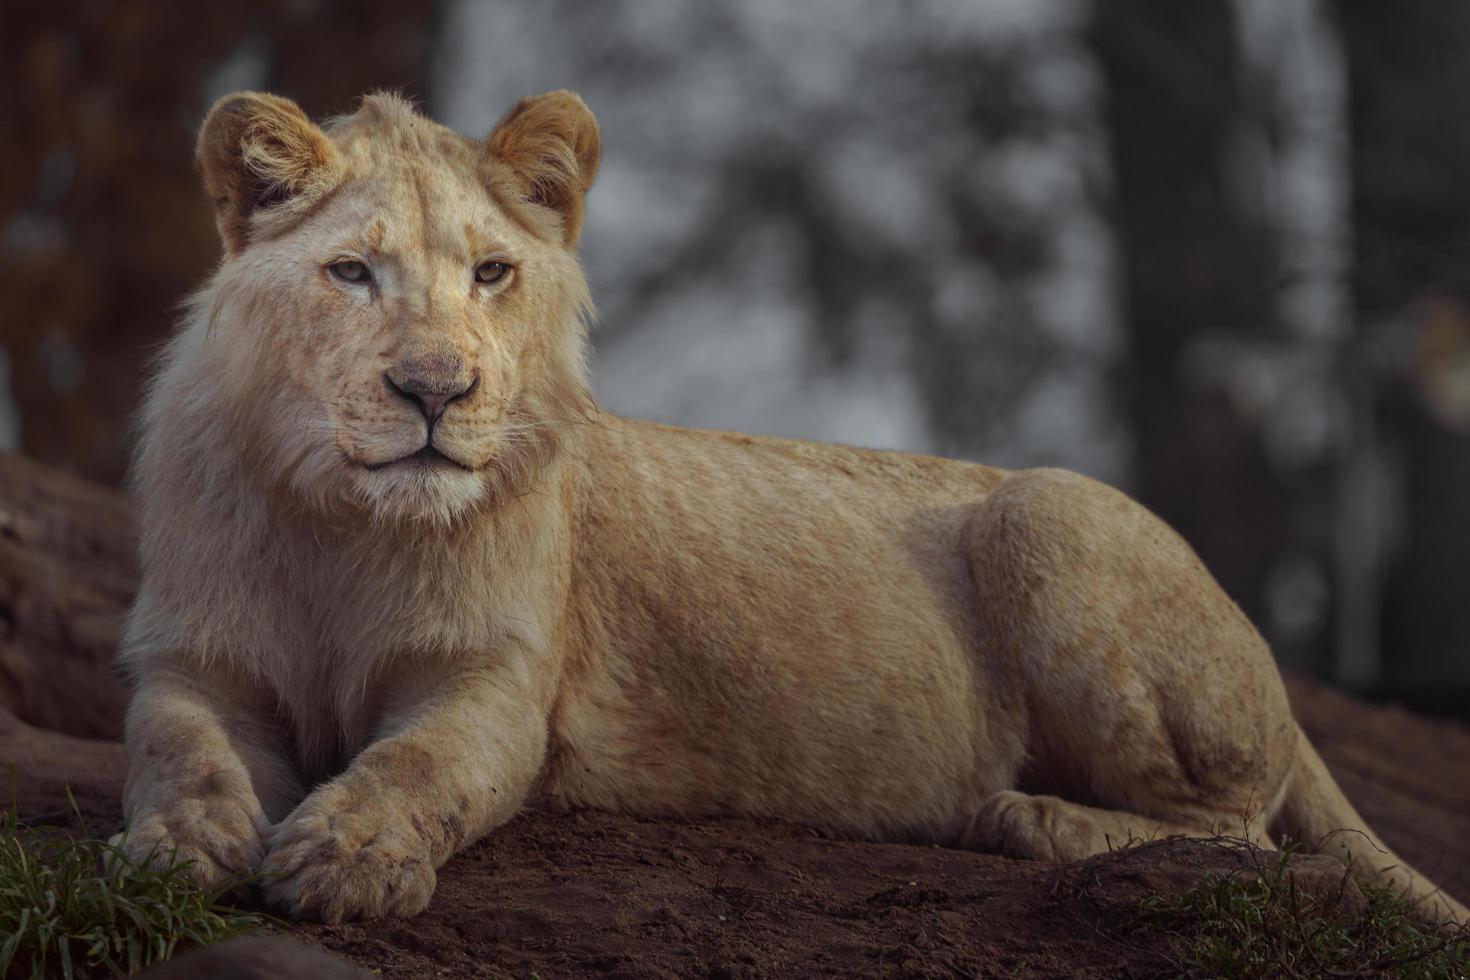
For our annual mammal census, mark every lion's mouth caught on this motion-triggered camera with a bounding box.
[364,443,475,472]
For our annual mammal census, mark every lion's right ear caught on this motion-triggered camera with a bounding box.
[196,92,341,254]
[485,91,601,247]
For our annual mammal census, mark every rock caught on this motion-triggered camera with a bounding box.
[0,453,134,740]
[139,936,371,979]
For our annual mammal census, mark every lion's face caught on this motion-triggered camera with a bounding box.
[188,92,599,525]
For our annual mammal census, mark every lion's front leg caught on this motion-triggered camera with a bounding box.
[261,660,548,922]
[120,663,300,893]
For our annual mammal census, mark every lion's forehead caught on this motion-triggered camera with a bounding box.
[321,120,522,268]
[337,165,496,261]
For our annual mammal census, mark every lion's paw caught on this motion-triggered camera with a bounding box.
[114,795,269,894]
[262,790,436,922]
[959,790,1059,860]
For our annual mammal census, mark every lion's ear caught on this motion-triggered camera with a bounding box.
[196,92,341,254]
[485,91,601,246]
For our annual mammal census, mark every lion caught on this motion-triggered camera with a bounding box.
[117,89,1468,926]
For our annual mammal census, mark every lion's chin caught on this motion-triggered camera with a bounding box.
[349,459,488,527]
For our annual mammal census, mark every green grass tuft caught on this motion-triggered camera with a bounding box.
[0,798,270,979]
[1137,842,1470,979]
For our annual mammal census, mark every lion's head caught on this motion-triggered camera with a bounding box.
[148,90,600,526]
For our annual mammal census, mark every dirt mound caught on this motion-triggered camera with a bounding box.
[2,455,1467,977]
[291,807,1381,980]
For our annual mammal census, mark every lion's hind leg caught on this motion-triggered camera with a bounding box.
[963,468,1296,862]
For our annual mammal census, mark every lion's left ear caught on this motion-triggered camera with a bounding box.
[196,92,342,254]
[485,91,601,247]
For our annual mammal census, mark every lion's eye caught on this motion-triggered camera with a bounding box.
[329,260,372,284]
[475,261,510,285]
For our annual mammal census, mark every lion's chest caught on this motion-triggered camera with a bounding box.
[255,546,551,782]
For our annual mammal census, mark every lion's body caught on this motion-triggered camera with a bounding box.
[117,90,1466,925]
[557,421,1012,839]
[551,421,1278,844]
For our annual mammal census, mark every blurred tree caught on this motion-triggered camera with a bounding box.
[1090,1,1303,663]
[1338,0,1470,706]
[0,0,438,484]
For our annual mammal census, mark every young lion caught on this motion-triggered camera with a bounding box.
[119,89,1466,925]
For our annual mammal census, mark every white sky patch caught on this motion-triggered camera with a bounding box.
[1236,0,1351,342]
[593,287,932,452]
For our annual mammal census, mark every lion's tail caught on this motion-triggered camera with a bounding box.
[1271,723,1467,926]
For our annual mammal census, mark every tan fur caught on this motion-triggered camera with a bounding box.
[119,91,1469,926]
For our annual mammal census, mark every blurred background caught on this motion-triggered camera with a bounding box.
[3,0,1469,718]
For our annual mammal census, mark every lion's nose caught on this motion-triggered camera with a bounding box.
[384,370,480,425]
